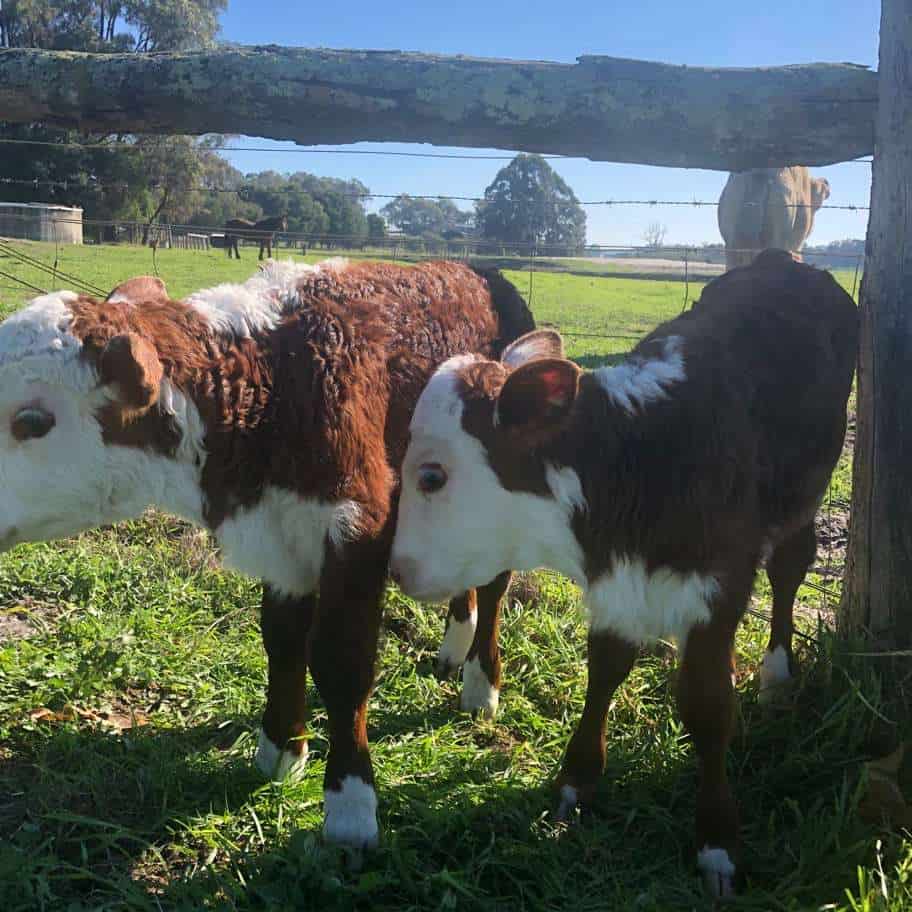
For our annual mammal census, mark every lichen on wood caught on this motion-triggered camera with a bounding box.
[0,45,878,169]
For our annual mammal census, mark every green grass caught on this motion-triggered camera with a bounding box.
[0,242,908,911]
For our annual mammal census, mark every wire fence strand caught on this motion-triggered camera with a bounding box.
[0,175,872,211]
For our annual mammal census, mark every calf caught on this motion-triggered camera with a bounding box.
[390,250,858,897]
[0,258,532,849]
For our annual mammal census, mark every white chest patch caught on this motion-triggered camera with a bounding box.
[586,556,718,645]
[215,488,361,597]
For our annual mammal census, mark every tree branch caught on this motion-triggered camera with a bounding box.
[0,46,878,170]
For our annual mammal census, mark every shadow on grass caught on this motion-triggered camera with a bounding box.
[2,646,907,911]
[0,717,265,909]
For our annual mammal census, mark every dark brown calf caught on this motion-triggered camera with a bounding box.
[391,250,858,896]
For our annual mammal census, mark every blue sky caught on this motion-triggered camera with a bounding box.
[217,0,880,246]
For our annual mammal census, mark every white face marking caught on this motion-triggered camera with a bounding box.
[0,294,205,551]
[216,489,361,597]
[186,258,349,338]
[255,729,308,782]
[595,336,685,414]
[322,775,379,849]
[391,362,585,601]
[460,656,499,718]
[437,613,477,670]
[587,557,718,646]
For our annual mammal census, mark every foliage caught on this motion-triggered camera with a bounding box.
[232,172,370,241]
[380,194,473,239]
[475,154,587,254]
[0,0,225,51]
[367,212,388,241]
[0,0,228,226]
[642,221,668,248]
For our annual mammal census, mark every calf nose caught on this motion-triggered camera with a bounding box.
[389,555,418,590]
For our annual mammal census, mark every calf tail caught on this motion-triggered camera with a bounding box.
[471,267,536,357]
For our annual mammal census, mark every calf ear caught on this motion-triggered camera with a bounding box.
[501,329,565,368]
[496,358,580,432]
[106,276,168,305]
[99,333,163,411]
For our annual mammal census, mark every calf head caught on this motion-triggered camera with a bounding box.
[0,279,202,552]
[391,329,584,601]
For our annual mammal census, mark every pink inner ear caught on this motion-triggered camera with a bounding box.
[540,368,573,406]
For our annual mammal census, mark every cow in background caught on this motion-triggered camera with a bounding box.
[718,167,830,270]
[224,214,288,260]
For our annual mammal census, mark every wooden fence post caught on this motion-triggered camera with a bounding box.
[840,0,912,647]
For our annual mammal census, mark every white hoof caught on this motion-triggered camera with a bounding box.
[758,645,792,703]
[460,656,499,719]
[554,784,579,822]
[697,845,736,900]
[435,614,476,678]
[323,776,379,850]
[255,730,308,782]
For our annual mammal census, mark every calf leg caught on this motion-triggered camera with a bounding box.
[308,545,387,849]
[436,590,477,680]
[678,618,739,899]
[257,585,315,781]
[460,571,511,718]
[554,631,638,818]
[760,522,815,700]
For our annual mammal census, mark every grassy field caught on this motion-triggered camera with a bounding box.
[0,242,908,911]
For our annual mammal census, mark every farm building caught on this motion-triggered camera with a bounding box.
[0,201,83,244]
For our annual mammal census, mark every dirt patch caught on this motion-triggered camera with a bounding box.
[815,507,850,580]
[175,527,221,574]
[0,598,61,642]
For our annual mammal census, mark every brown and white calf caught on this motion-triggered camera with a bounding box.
[390,250,858,896]
[0,258,532,849]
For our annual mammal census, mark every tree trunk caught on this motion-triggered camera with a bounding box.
[840,0,912,648]
[0,46,877,169]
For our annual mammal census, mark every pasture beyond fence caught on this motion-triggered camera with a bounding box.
[0,237,884,912]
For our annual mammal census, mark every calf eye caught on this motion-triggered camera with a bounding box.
[417,462,448,494]
[11,407,55,441]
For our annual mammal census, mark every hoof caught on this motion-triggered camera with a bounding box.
[757,645,793,704]
[323,776,379,850]
[697,846,737,900]
[460,657,499,719]
[255,730,309,782]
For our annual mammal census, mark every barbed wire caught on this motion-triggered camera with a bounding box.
[0,212,868,261]
[0,267,46,295]
[0,240,107,296]
[0,175,871,211]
